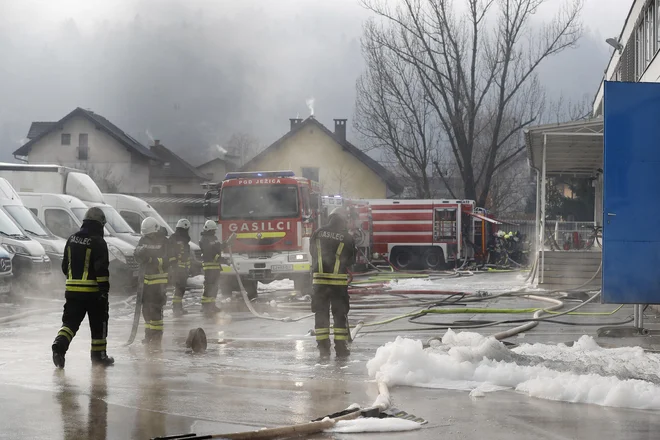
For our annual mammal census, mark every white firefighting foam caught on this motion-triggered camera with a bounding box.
[367,331,660,410]
[325,418,421,433]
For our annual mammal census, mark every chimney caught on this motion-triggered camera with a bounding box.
[334,119,347,142]
[154,139,160,146]
[289,118,303,131]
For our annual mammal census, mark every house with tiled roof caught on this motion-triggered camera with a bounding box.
[241,117,402,198]
[149,140,212,194]
[14,107,161,193]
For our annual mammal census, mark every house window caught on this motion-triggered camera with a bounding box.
[61,134,71,145]
[78,133,89,160]
[301,167,320,182]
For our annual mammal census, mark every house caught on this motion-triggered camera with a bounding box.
[196,155,239,183]
[240,117,403,198]
[13,107,161,193]
[149,140,211,194]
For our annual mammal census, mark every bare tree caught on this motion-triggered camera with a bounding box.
[73,163,122,192]
[357,0,583,207]
[354,37,439,198]
[226,132,262,166]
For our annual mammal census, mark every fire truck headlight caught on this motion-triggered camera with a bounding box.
[288,254,308,262]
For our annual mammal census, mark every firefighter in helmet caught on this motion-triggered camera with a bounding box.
[135,217,169,345]
[199,220,235,316]
[310,207,357,358]
[169,218,192,317]
[52,207,114,368]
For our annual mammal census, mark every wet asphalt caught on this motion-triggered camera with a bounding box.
[1,272,660,440]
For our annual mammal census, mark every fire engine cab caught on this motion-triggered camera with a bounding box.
[204,171,321,297]
[365,199,498,270]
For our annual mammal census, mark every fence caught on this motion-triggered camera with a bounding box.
[501,219,599,249]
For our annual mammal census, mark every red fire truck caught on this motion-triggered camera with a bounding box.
[205,171,321,297]
[321,196,373,270]
[364,199,500,270]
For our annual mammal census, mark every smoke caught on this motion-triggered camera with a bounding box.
[145,129,155,144]
[215,144,227,157]
[306,97,315,117]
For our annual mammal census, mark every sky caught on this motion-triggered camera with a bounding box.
[0,0,633,164]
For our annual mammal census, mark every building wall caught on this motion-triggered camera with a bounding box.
[197,159,230,183]
[149,178,206,194]
[25,115,150,193]
[594,0,655,113]
[242,128,387,198]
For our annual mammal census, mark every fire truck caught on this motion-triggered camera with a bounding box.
[364,199,500,270]
[320,196,373,270]
[204,171,321,298]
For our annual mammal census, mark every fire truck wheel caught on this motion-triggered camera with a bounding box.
[422,247,445,270]
[391,248,414,269]
[242,280,258,300]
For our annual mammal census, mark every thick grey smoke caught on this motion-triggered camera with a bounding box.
[0,0,627,165]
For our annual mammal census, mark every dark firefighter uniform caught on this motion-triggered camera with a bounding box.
[168,226,191,316]
[199,221,225,315]
[310,209,356,358]
[135,227,169,344]
[52,207,113,368]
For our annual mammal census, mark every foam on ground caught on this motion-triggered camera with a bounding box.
[325,418,421,433]
[258,280,294,291]
[367,331,660,410]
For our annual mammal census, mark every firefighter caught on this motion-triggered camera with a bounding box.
[135,217,169,345]
[199,220,235,316]
[310,207,356,358]
[51,207,114,368]
[169,218,192,317]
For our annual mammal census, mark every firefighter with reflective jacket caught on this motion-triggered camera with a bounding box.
[52,207,114,368]
[200,220,235,315]
[135,217,169,345]
[169,219,191,317]
[310,207,357,358]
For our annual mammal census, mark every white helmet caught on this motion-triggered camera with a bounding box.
[176,218,191,230]
[141,217,160,235]
[203,220,218,232]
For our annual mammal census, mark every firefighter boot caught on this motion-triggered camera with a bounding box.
[202,301,222,316]
[335,340,351,358]
[318,339,331,359]
[173,301,188,317]
[52,344,65,369]
[91,351,115,366]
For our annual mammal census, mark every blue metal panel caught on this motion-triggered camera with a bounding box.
[603,81,660,304]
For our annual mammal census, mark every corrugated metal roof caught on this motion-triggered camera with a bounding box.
[139,195,217,205]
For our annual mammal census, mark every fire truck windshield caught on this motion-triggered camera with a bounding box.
[220,184,300,220]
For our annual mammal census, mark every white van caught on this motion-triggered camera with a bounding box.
[0,163,141,247]
[20,193,139,286]
[0,179,66,267]
[103,193,202,261]
[0,205,50,286]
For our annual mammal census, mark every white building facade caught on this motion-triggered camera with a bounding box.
[594,0,660,114]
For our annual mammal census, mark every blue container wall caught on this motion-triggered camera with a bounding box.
[602,81,660,304]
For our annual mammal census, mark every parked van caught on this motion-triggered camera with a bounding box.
[0,179,66,267]
[0,163,141,247]
[103,193,202,262]
[20,193,139,285]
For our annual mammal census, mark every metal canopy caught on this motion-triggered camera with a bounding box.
[524,118,604,177]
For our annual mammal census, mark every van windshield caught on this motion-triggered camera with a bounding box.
[4,205,51,237]
[0,209,26,237]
